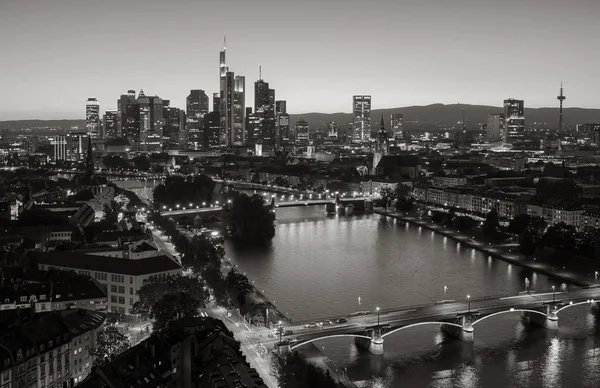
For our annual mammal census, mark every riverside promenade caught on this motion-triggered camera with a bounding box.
[374,208,598,288]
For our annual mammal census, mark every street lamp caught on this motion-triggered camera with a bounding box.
[444,285,448,298]
[376,307,380,326]
[595,271,599,283]
[552,285,556,302]
[278,320,283,342]
[467,295,471,313]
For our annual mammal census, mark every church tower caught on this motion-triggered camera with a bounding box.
[372,114,389,175]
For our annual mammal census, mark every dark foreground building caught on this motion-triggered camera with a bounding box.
[79,317,266,388]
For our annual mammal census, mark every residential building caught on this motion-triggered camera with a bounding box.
[0,309,106,388]
[52,136,67,161]
[34,251,182,316]
[79,317,266,388]
[486,113,505,142]
[527,201,585,228]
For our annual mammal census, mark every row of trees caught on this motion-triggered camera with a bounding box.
[153,175,215,209]
[379,185,415,213]
[223,192,276,244]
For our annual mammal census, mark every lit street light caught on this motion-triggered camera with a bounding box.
[552,285,556,302]
[467,295,471,313]
[444,285,448,298]
[595,271,599,283]
[376,307,380,326]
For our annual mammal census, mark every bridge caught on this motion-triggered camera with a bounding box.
[270,287,600,355]
[160,195,372,220]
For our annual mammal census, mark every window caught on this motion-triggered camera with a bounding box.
[130,276,133,284]
[111,285,117,293]
[118,297,125,304]
[129,287,133,295]
[118,286,125,294]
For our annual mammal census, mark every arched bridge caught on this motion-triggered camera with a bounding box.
[278,287,600,355]
[159,196,371,220]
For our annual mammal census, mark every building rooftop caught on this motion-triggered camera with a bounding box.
[32,251,182,276]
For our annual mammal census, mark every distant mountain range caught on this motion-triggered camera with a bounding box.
[2,104,600,132]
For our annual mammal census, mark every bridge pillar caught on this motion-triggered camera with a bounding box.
[326,202,336,214]
[441,315,474,342]
[368,327,384,355]
[522,305,558,330]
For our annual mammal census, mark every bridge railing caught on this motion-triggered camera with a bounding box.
[291,288,574,326]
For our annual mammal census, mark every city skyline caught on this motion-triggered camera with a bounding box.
[2,0,600,120]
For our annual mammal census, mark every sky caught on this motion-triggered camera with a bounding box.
[1,0,599,120]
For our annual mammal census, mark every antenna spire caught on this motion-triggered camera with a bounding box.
[259,65,262,80]
[223,35,226,50]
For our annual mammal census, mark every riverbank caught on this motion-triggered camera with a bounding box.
[374,208,597,288]
[296,343,358,388]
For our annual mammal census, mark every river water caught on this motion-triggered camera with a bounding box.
[224,206,600,388]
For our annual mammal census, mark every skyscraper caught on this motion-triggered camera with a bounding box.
[276,100,287,147]
[117,90,136,139]
[255,77,276,149]
[327,122,339,139]
[353,95,371,142]
[186,90,209,150]
[503,99,525,143]
[137,91,164,143]
[391,113,403,140]
[85,98,100,138]
[103,110,118,140]
[219,39,245,147]
[203,111,221,149]
[213,93,220,112]
[163,101,186,148]
[486,113,505,142]
[295,119,310,145]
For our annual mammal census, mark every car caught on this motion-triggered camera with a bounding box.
[336,318,348,324]
[304,322,318,328]
[284,330,294,336]
[321,320,333,326]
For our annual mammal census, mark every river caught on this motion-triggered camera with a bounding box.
[224,206,600,388]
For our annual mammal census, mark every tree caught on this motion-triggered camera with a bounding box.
[542,222,577,251]
[102,154,130,170]
[271,351,349,388]
[91,326,130,366]
[379,187,394,212]
[102,200,120,224]
[519,228,538,257]
[226,269,254,305]
[482,208,500,240]
[132,155,151,172]
[132,274,209,319]
[72,189,95,201]
[151,292,202,331]
[223,193,275,244]
[153,175,215,208]
[454,216,476,231]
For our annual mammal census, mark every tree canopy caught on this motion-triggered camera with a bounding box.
[153,175,215,208]
[223,193,275,244]
[271,352,350,388]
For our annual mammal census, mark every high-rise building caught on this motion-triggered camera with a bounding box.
[255,78,276,149]
[163,102,186,148]
[24,136,39,153]
[52,136,67,161]
[186,90,210,149]
[276,100,287,115]
[275,100,287,146]
[487,113,505,142]
[203,111,221,149]
[213,92,221,112]
[85,98,100,138]
[246,111,261,146]
[103,110,118,140]
[117,89,136,139]
[353,95,371,142]
[219,40,245,147]
[327,122,339,139]
[503,99,525,143]
[391,113,403,140]
[295,119,310,145]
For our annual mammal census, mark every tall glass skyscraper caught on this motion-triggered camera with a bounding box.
[352,95,371,142]
[85,98,100,138]
[503,99,525,143]
[219,39,245,147]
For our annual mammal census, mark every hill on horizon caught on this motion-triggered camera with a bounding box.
[2,103,599,131]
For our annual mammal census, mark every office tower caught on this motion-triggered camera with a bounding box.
[255,76,276,149]
[503,99,525,143]
[278,112,290,144]
[52,136,67,161]
[163,102,185,148]
[233,75,246,145]
[186,90,210,149]
[391,113,403,140]
[85,98,100,138]
[486,113,505,142]
[327,122,339,139]
[213,92,220,112]
[295,119,310,145]
[557,83,566,132]
[117,90,136,139]
[218,39,246,147]
[203,111,221,149]
[276,100,287,115]
[352,95,371,142]
[103,110,118,140]
[137,90,164,144]
[246,111,261,146]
